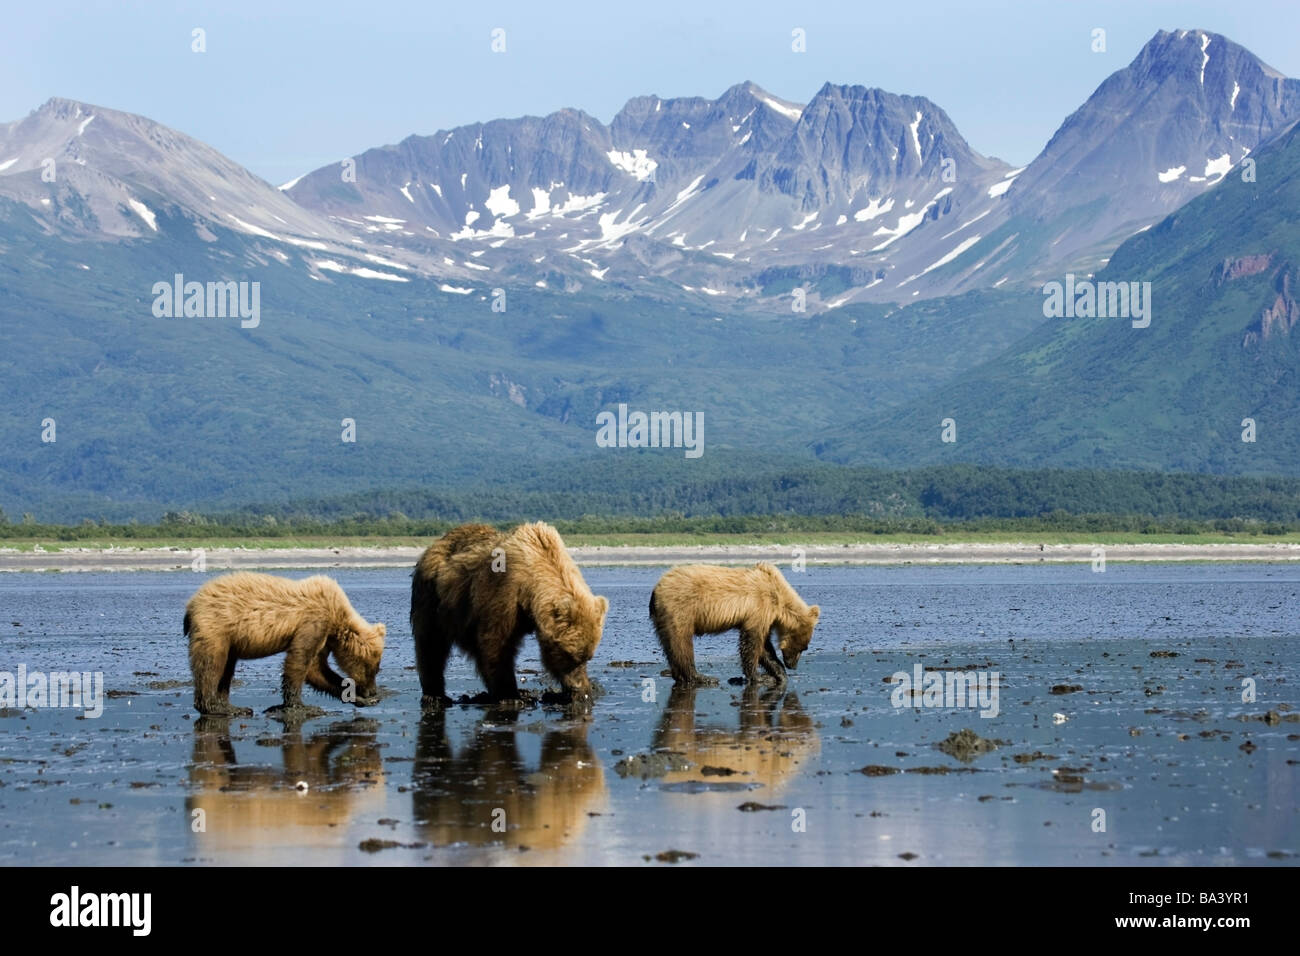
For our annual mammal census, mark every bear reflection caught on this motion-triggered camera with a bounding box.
[411,711,606,850]
[654,685,820,792]
[186,717,384,856]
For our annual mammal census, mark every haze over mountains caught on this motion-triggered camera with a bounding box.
[1,28,1297,519]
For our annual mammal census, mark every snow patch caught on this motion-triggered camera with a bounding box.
[128,198,158,231]
[551,191,606,216]
[365,253,410,270]
[853,196,894,222]
[77,115,95,136]
[871,203,938,250]
[350,267,408,282]
[440,284,474,295]
[399,184,414,203]
[898,235,981,286]
[909,112,923,163]
[1157,165,1186,183]
[987,174,1021,198]
[528,187,551,218]
[1204,153,1232,181]
[1231,80,1240,111]
[485,184,520,218]
[757,93,803,122]
[1200,33,1210,86]
[283,236,328,250]
[940,208,991,240]
[606,148,658,181]
[278,175,302,191]
[0,157,18,173]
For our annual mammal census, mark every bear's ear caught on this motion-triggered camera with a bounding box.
[809,605,820,620]
[595,595,609,618]
[374,623,387,640]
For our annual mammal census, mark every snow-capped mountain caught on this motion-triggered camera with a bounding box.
[284,79,1013,299]
[0,98,348,243]
[4,30,1298,308]
[940,28,1300,295]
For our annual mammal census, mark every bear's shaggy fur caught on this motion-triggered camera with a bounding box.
[184,572,386,716]
[410,522,608,705]
[649,563,819,686]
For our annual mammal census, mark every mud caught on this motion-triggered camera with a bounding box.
[936,729,1005,761]
[0,564,1295,866]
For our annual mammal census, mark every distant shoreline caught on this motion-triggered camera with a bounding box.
[2,541,1298,572]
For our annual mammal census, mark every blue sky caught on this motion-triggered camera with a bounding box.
[4,0,1299,185]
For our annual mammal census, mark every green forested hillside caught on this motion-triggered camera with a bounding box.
[0,198,1042,520]
[818,120,1300,474]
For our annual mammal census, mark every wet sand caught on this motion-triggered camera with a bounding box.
[0,564,1295,866]
[1,540,1298,572]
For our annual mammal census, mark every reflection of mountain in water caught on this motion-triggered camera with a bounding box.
[186,718,384,859]
[655,685,820,793]
[411,712,607,850]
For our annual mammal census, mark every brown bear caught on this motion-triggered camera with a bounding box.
[649,562,819,686]
[410,522,608,706]
[184,572,386,716]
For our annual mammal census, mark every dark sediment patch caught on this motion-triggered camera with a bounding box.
[936,728,1005,761]
[1013,751,1057,763]
[358,838,426,853]
[653,849,698,863]
[614,751,693,779]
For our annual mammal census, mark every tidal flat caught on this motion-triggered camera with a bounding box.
[0,564,1295,865]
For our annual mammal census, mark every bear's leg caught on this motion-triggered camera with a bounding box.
[216,649,255,716]
[656,620,718,687]
[759,634,788,686]
[267,624,326,716]
[476,629,522,701]
[414,625,453,709]
[305,649,345,699]
[738,626,768,684]
[191,634,253,717]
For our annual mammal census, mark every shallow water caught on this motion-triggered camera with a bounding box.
[0,564,1296,865]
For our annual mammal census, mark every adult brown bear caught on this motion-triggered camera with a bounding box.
[184,572,385,716]
[410,522,608,706]
[649,563,819,686]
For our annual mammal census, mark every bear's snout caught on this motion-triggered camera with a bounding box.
[560,666,593,700]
